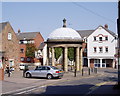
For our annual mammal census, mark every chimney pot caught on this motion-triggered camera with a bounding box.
[104,24,108,29]
[18,29,21,33]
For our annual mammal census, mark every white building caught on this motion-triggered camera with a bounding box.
[78,25,117,68]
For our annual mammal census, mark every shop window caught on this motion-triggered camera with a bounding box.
[94,59,100,67]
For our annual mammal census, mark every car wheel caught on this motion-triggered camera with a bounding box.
[47,74,53,79]
[26,73,31,78]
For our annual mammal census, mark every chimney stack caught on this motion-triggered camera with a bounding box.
[104,24,108,29]
[63,18,67,28]
[18,29,21,33]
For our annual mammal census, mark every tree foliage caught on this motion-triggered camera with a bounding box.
[54,48,63,60]
[68,48,75,61]
[54,47,75,61]
[26,44,37,58]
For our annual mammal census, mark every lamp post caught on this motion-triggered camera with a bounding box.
[117,0,120,86]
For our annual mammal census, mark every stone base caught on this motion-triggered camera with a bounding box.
[0,69,4,80]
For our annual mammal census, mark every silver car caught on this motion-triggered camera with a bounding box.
[25,66,64,79]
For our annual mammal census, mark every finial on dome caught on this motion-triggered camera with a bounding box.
[63,18,66,28]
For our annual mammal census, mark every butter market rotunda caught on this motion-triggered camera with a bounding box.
[46,19,83,72]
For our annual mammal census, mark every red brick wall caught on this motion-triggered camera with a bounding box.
[0,69,4,80]
[34,33,44,48]
[2,22,20,70]
[90,59,94,68]
[19,32,44,63]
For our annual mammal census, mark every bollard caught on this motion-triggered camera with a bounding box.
[94,68,97,74]
[23,65,29,77]
[91,68,93,72]
[82,68,84,76]
[88,68,90,75]
[74,68,77,77]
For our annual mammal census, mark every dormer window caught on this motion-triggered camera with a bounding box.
[8,32,12,40]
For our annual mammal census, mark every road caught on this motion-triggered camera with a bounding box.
[13,68,118,95]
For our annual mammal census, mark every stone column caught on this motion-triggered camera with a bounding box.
[52,47,55,66]
[46,47,49,66]
[64,47,68,72]
[88,58,90,67]
[100,59,102,68]
[79,48,83,71]
[76,47,80,71]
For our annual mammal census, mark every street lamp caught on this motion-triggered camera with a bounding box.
[117,0,120,86]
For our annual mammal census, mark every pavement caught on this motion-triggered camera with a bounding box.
[0,67,120,95]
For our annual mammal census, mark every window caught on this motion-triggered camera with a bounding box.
[102,59,106,67]
[19,40,24,44]
[93,47,97,53]
[99,47,103,53]
[27,58,31,62]
[46,67,50,70]
[8,32,12,40]
[84,48,87,53]
[94,59,100,67]
[105,47,108,52]
[99,37,102,41]
[41,66,46,70]
[105,37,108,41]
[94,37,96,41]
[20,49,24,53]
[20,57,24,61]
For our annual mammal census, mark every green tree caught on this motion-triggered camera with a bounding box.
[54,48,63,61]
[26,44,37,58]
[68,48,75,61]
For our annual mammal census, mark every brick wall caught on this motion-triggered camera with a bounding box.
[2,23,20,70]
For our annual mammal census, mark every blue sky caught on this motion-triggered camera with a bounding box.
[2,2,118,40]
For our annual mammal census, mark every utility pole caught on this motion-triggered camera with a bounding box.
[117,0,120,86]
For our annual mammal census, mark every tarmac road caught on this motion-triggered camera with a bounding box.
[2,68,120,95]
[13,68,119,95]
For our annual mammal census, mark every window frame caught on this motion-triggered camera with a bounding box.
[99,47,103,53]
[99,37,102,41]
[8,32,12,40]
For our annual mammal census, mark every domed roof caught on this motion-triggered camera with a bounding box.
[48,27,82,40]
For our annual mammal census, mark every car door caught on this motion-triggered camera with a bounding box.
[32,67,42,77]
[40,66,48,77]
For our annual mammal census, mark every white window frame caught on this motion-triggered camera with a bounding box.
[8,32,12,40]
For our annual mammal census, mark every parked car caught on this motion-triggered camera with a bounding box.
[19,64,25,70]
[25,66,64,79]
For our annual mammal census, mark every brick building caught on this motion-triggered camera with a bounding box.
[0,22,20,80]
[17,31,44,66]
